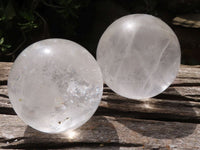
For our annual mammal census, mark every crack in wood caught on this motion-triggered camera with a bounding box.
[0,107,16,115]
[0,94,8,99]
[0,80,7,86]
[171,83,200,87]
[178,76,200,80]
[95,107,200,124]
[0,137,25,144]
[155,93,199,102]
[1,142,144,149]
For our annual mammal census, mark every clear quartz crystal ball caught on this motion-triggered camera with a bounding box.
[97,14,181,99]
[8,39,103,133]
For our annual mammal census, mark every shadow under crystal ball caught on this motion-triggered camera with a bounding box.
[8,39,103,133]
[97,14,181,99]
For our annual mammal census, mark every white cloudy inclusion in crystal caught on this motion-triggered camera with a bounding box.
[8,39,103,133]
[97,14,181,99]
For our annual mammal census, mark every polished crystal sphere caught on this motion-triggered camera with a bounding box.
[97,14,181,99]
[8,39,103,133]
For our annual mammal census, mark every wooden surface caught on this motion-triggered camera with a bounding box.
[0,62,200,149]
[173,14,200,28]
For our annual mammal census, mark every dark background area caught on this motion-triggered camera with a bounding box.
[0,0,200,64]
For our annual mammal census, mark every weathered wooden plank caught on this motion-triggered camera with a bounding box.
[0,62,12,85]
[1,62,200,149]
[0,115,200,149]
[1,84,200,123]
[1,63,200,85]
[173,65,200,86]
[1,63,200,122]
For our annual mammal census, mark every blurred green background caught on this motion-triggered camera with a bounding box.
[0,0,200,64]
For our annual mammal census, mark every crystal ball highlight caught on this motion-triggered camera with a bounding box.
[8,39,103,133]
[97,14,181,99]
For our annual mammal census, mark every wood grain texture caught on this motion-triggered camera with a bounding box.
[0,62,200,149]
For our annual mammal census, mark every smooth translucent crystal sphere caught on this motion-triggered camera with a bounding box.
[97,14,181,99]
[8,39,103,133]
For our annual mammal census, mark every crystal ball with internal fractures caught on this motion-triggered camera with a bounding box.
[97,14,181,99]
[8,39,103,133]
